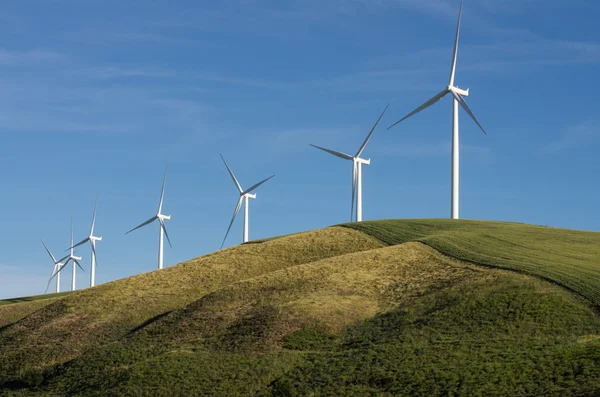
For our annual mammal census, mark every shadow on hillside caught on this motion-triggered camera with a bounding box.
[127,310,174,335]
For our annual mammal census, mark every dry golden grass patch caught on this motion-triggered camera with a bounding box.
[0,226,383,375]
[142,242,496,346]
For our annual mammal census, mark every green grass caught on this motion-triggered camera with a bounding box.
[0,292,74,329]
[343,219,600,308]
[1,219,600,396]
[269,276,600,396]
[0,291,73,306]
[0,226,383,388]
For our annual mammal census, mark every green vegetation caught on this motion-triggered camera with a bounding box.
[270,276,600,396]
[0,292,74,329]
[0,291,73,306]
[344,219,600,308]
[0,219,599,396]
[0,226,383,389]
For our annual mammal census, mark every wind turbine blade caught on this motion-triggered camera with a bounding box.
[126,216,158,235]
[387,89,448,130]
[450,91,487,135]
[74,259,85,272]
[221,197,243,249]
[44,265,57,294]
[48,261,69,283]
[309,144,353,160]
[157,166,167,214]
[91,242,98,268]
[220,154,243,193]
[356,104,389,158]
[66,237,90,252]
[90,194,98,236]
[159,219,172,248]
[44,279,52,294]
[243,175,275,195]
[449,0,464,86]
[41,240,58,263]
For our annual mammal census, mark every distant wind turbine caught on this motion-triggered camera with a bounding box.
[126,167,172,270]
[48,220,84,291]
[69,195,102,287]
[41,240,69,294]
[310,104,388,222]
[220,154,274,249]
[387,0,486,220]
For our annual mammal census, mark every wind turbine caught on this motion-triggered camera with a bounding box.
[220,154,274,249]
[310,104,388,222]
[69,195,102,287]
[48,221,84,291]
[41,240,69,294]
[126,167,172,270]
[387,0,486,220]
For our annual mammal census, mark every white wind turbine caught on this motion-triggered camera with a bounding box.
[69,195,102,287]
[41,240,69,294]
[48,221,84,291]
[387,0,486,220]
[220,154,274,249]
[126,167,172,270]
[310,104,388,222]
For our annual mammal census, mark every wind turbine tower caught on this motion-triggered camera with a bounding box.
[71,195,102,287]
[41,240,69,293]
[126,167,172,270]
[45,221,84,291]
[220,154,274,248]
[310,105,388,222]
[387,0,486,219]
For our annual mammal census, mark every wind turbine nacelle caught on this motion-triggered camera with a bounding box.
[356,158,371,165]
[451,86,469,97]
[245,193,257,200]
[159,214,171,221]
[91,236,102,242]
[73,255,82,261]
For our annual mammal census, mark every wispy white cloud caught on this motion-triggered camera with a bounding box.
[309,69,440,93]
[70,64,296,89]
[540,122,600,155]
[370,141,492,159]
[270,127,359,153]
[359,0,456,18]
[286,0,457,19]
[478,0,591,14]
[360,36,600,80]
[108,32,199,46]
[73,66,176,80]
[199,74,296,89]
[0,49,63,66]
[147,97,212,116]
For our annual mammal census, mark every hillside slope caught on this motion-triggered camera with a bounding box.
[0,292,74,328]
[344,219,600,307]
[1,220,600,396]
[0,227,383,388]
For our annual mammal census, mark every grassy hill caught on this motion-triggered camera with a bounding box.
[0,291,74,306]
[343,219,600,308]
[0,292,74,328]
[1,219,599,396]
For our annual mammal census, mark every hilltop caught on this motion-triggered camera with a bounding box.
[1,219,599,396]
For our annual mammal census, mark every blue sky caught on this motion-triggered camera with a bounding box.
[1,0,599,299]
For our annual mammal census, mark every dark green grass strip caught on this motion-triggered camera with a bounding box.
[0,291,74,306]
